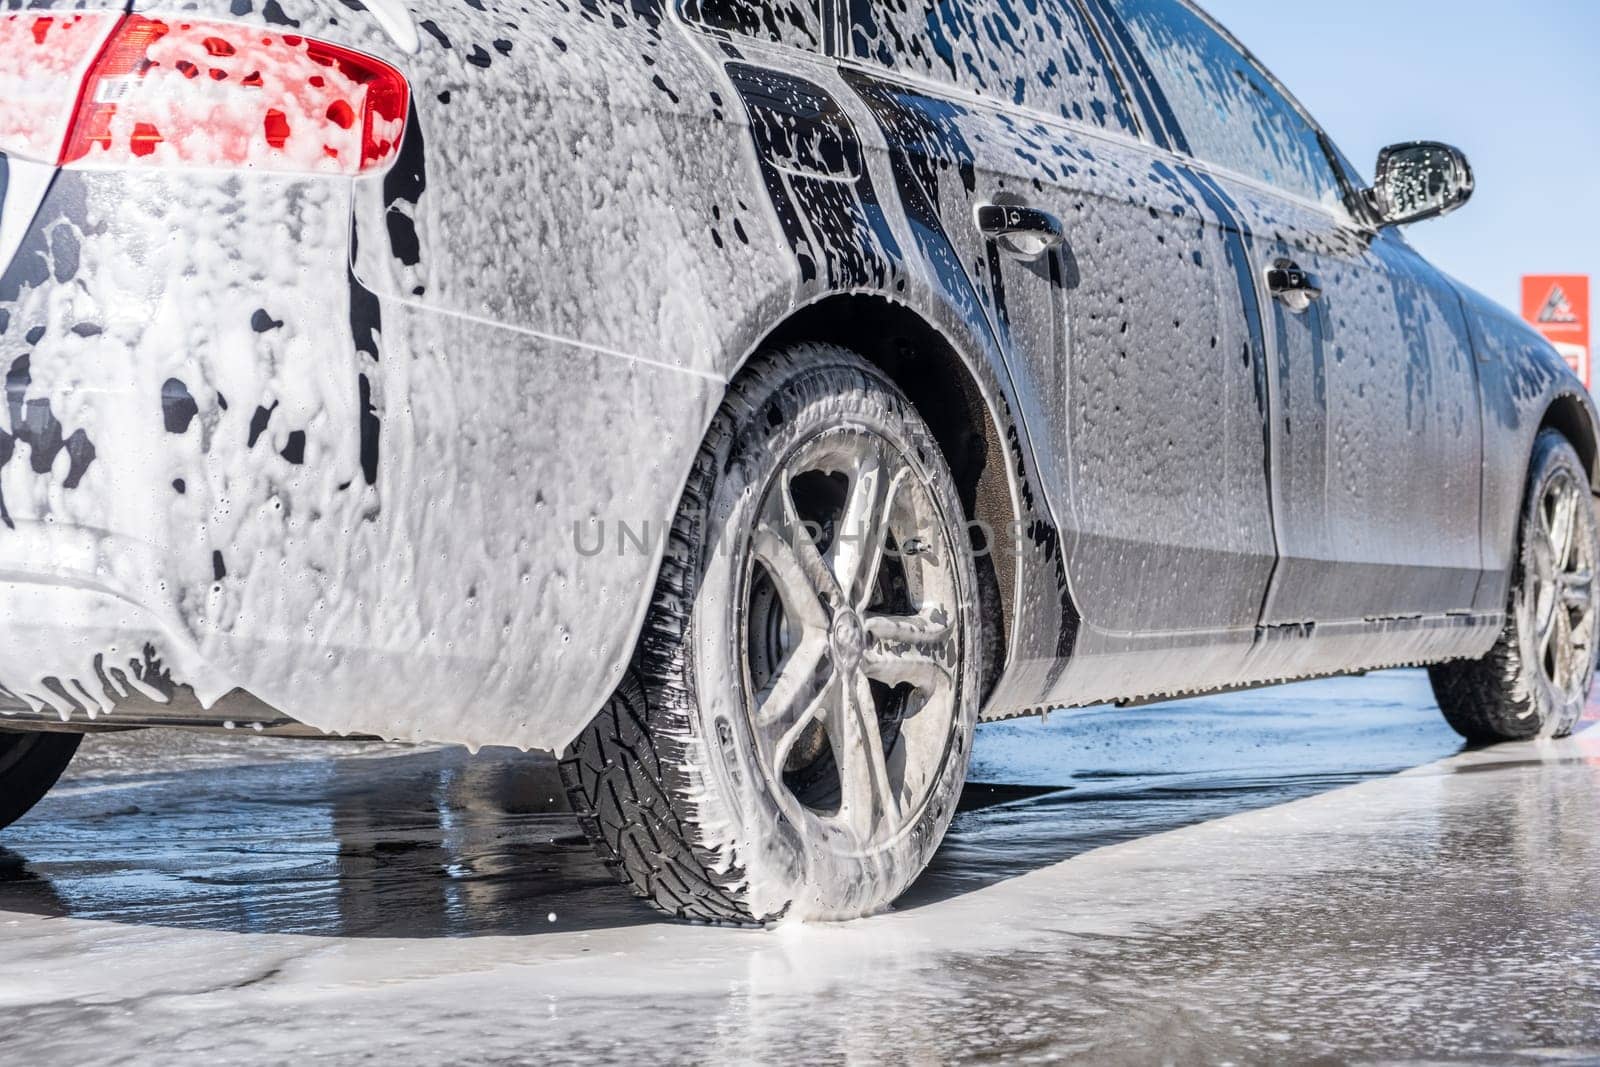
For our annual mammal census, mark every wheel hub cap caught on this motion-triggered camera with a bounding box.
[830,610,866,672]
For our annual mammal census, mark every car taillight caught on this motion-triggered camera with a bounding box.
[0,12,407,175]
[0,13,119,164]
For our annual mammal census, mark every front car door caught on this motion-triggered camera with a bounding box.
[1101,0,1485,640]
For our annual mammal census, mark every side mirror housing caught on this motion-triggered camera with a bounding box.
[1366,141,1474,226]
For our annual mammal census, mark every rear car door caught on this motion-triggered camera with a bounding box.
[1103,0,1484,625]
[844,0,1279,687]
[841,0,1135,508]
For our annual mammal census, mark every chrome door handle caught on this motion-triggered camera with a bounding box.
[1266,259,1322,311]
[975,202,1063,260]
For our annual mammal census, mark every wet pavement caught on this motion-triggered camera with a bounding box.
[1,670,1597,1064]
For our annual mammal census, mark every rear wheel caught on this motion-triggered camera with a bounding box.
[0,731,81,830]
[1430,429,1598,742]
[560,345,981,923]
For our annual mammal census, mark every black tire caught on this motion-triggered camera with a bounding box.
[0,731,81,830]
[561,344,982,924]
[1429,429,1598,742]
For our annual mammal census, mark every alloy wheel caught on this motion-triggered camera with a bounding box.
[1523,468,1597,705]
[740,427,963,851]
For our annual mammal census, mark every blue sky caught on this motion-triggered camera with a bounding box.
[1203,0,1598,314]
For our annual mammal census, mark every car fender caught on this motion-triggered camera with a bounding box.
[1455,280,1600,611]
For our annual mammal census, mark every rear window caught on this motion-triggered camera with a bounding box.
[848,0,1135,134]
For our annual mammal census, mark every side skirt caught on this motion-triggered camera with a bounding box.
[978,609,1502,722]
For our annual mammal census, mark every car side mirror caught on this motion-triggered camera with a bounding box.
[1366,141,1474,227]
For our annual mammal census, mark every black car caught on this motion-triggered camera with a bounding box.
[0,0,1592,924]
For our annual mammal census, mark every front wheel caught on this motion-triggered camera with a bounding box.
[561,345,982,923]
[1430,429,1598,742]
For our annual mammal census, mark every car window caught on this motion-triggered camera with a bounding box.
[1106,0,1342,204]
[681,0,825,51]
[848,0,1136,134]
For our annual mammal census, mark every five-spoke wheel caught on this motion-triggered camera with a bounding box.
[1522,466,1596,704]
[744,428,961,850]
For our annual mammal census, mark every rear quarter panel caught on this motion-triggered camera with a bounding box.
[0,0,769,748]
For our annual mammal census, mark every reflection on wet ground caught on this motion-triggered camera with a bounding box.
[0,670,1597,1063]
[0,672,1465,939]
[0,739,628,939]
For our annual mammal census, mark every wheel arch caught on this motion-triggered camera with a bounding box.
[745,293,1025,695]
[1538,390,1600,494]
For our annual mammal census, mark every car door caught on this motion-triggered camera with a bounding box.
[1102,0,1484,626]
[841,0,1132,505]
[843,0,1279,689]
[1250,219,1484,623]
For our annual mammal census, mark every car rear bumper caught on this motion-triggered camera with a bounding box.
[0,164,718,750]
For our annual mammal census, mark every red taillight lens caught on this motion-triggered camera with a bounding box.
[0,13,120,164]
[0,12,408,174]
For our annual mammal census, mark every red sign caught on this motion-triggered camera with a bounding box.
[1522,275,1590,388]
